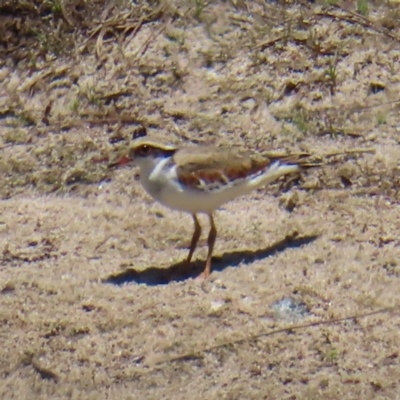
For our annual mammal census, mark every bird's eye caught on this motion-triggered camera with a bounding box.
[139,145,150,156]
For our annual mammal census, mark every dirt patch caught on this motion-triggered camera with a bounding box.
[1,1,400,399]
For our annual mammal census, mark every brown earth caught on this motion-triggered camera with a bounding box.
[1,1,400,399]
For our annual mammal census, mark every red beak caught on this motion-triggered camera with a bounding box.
[116,154,132,166]
[108,154,132,169]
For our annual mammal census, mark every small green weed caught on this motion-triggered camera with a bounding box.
[357,0,369,15]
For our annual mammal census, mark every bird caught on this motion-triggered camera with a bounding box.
[112,136,320,279]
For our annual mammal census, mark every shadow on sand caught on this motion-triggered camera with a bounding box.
[102,233,318,286]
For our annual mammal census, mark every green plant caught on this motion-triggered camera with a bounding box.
[376,112,387,125]
[326,55,338,95]
[194,0,205,20]
[50,0,63,15]
[325,349,339,364]
[357,0,369,15]
[69,98,80,112]
[293,108,309,134]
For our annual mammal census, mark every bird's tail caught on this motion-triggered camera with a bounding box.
[253,147,375,188]
[264,147,375,170]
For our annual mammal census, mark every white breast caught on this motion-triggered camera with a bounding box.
[139,158,221,213]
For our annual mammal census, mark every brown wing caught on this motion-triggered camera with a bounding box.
[173,146,273,187]
[173,146,323,190]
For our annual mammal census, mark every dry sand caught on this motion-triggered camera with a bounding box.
[1,1,400,399]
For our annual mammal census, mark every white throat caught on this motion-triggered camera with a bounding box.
[135,155,175,198]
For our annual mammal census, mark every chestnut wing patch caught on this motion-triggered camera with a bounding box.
[174,147,273,192]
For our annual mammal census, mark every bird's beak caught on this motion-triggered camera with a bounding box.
[107,154,132,169]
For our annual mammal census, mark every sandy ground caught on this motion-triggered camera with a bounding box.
[1,1,400,399]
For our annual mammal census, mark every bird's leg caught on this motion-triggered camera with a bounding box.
[186,214,201,269]
[198,213,217,279]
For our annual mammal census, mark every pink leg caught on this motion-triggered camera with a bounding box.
[186,214,201,268]
[197,213,216,279]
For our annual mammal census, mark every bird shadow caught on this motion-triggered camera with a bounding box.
[102,233,319,286]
